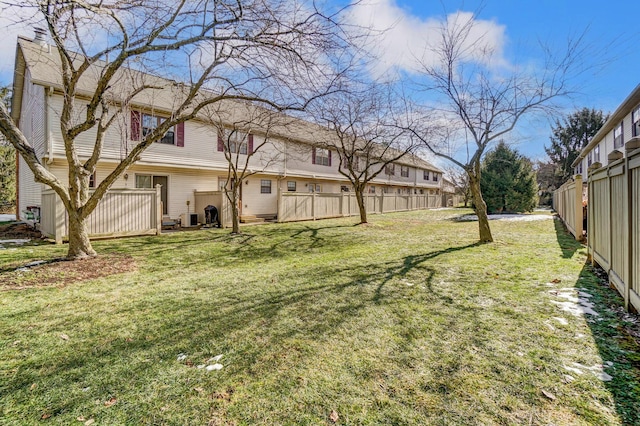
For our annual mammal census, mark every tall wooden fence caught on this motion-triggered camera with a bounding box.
[553,175,583,239]
[40,186,161,243]
[586,147,640,312]
[277,192,441,223]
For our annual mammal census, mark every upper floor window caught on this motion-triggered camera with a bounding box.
[614,121,624,148]
[313,147,331,166]
[633,105,640,137]
[217,132,253,155]
[131,110,184,146]
[89,172,96,189]
[433,173,439,182]
[575,162,583,175]
[400,165,409,177]
[587,151,593,167]
[143,113,175,145]
[423,170,430,180]
[385,164,395,176]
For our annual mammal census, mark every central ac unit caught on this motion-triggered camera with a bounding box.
[180,213,198,227]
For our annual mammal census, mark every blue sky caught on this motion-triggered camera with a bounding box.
[1,0,638,161]
[344,0,640,160]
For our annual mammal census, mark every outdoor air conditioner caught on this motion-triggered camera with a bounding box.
[180,213,198,227]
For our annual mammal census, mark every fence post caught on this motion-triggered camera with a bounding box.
[155,184,162,234]
[312,191,316,220]
[277,185,283,223]
[54,194,63,244]
[574,174,583,240]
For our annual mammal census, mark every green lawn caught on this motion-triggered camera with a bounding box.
[1,209,639,425]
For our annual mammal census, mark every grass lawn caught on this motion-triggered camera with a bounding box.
[1,209,639,425]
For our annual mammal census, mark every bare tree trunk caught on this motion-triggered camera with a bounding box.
[468,172,493,243]
[226,187,241,234]
[66,209,97,259]
[355,186,368,224]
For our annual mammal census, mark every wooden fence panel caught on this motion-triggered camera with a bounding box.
[609,170,628,293]
[591,172,610,270]
[631,159,640,308]
[40,187,160,243]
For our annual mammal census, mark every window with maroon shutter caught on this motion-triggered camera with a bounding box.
[131,110,141,141]
[176,122,184,147]
[248,134,254,154]
[313,147,330,166]
[217,130,224,152]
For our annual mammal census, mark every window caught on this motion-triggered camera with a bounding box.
[594,145,600,162]
[433,173,439,182]
[423,170,430,180]
[614,121,623,148]
[368,186,376,194]
[142,113,175,145]
[136,174,152,189]
[313,147,331,166]
[261,179,272,194]
[340,185,351,192]
[89,172,96,189]
[587,151,593,167]
[287,181,296,192]
[308,183,321,193]
[575,163,583,175]
[341,155,360,171]
[217,132,253,155]
[383,187,392,194]
[400,165,409,177]
[385,164,395,176]
[396,188,402,194]
[634,106,640,137]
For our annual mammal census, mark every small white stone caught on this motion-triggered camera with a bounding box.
[206,364,223,371]
[207,354,223,363]
[562,374,575,383]
[177,354,187,361]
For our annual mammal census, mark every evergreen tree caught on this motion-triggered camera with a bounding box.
[0,86,15,213]
[545,108,607,184]
[481,141,538,213]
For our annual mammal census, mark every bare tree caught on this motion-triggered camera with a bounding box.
[0,0,351,258]
[444,165,470,207]
[204,102,287,233]
[405,12,587,242]
[311,83,419,224]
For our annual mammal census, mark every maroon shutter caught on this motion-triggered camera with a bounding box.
[217,130,224,152]
[131,110,141,141]
[311,147,316,164]
[176,122,184,147]
[328,150,332,167]
[248,133,254,154]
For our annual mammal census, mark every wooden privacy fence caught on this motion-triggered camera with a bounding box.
[587,146,640,312]
[553,175,584,239]
[40,186,161,243]
[277,192,442,223]
[193,190,231,227]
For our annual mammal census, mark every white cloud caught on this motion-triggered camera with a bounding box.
[344,0,508,77]
[0,4,42,85]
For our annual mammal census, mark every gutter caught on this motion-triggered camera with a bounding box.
[45,86,54,164]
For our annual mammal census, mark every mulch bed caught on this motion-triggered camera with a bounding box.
[1,222,137,290]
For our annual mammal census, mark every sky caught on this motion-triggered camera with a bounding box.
[1,0,639,162]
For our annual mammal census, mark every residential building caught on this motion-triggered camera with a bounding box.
[11,35,443,235]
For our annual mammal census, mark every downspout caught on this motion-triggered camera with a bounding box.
[45,86,54,165]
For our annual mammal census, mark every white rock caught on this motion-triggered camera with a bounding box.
[207,354,223,363]
[177,354,187,361]
[206,364,223,371]
[562,374,575,383]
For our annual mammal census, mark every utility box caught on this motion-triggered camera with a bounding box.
[180,213,198,227]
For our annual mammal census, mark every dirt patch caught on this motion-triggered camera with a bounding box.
[1,254,137,290]
[0,222,43,240]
